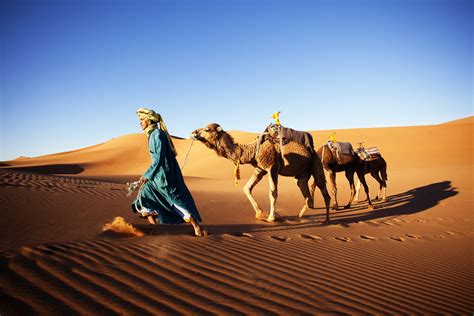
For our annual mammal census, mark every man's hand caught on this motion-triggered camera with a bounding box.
[140,176,148,184]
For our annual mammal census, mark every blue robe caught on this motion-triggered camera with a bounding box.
[134,128,202,224]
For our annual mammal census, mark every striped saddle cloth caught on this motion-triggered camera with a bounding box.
[356,147,381,161]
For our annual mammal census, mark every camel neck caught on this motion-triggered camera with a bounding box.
[214,133,256,165]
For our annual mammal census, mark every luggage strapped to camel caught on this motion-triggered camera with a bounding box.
[355,142,382,161]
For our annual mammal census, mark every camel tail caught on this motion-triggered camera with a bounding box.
[380,157,388,181]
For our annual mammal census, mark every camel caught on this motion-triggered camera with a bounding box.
[317,143,374,210]
[191,123,331,222]
[354,156,388,202]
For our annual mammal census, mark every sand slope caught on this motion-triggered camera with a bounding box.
[1,117,473,314]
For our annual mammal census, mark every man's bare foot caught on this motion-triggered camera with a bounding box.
[147,216,157,225]
[189,216,205,237]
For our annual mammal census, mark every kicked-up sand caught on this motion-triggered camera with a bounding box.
[0,117,473,314]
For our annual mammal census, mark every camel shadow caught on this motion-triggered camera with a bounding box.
[310,180,458,226]
[252,181,458,233]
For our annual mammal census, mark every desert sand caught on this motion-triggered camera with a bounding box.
[0,117,473,314]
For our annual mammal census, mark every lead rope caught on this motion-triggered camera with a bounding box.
[180,138,195,171]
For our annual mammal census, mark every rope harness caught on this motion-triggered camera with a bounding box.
[127,180,146,213]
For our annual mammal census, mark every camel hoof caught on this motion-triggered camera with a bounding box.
[368,205,375,211]
[381,198,387,202]
[255,210,265,220]
[266,216,276,222]
[344,205,351,210]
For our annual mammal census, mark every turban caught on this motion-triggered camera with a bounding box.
[137,108,162,123]
[137,108,177,156]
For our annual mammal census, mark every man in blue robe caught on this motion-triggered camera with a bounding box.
[132,108,204,236]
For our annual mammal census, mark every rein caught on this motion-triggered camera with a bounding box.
[180,138,195,171]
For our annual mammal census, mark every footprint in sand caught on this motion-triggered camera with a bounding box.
[335,237,351,242]
[366,220,380,226]
[241,232,254,238]
[406,233,422,239]
[360,235,377,241]
[271,236,290,242]
[391,236,405,242]
[300,234,323,241]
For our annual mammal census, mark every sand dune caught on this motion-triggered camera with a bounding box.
[1,117,473,314]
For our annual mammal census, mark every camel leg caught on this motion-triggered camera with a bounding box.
[371,171,384,200]
[356,170,374,210]
[344,169,356,209]
[312,175,331,223]
[266,167,279,222]
[243,168,267,220]
[329,172,339,210]
[354,178,361,202]
[381,183,387,201]
[296,175,312,219]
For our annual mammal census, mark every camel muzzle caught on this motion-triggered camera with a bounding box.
[190,131,200,141]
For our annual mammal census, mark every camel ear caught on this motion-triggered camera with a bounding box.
[217,126,223,132]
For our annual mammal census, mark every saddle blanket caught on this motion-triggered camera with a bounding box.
[279,126,314,150]
[262,125,314,152]
[356,147,381,161]
[328,141,354,155]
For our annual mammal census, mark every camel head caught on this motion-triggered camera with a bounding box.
[191,123,237,155]
[191,123,223,144]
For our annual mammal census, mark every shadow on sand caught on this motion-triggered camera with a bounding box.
[233,180,458,234]
[101,181,458,239]
[325,180,458,225]
[3,164,84,175]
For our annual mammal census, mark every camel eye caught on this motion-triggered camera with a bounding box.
[204,128,210,132]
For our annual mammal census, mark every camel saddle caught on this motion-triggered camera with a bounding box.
[260,124,315,153]
[356,147,381,161]
[327,141,354,156]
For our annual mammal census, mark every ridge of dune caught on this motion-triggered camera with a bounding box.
[440,116,474,125]
[1,116,472,180]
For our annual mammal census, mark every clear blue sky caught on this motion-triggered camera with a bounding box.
[1,0,472,160]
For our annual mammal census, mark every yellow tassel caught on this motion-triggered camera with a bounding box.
[271,111,281,126]
[329,132,337,143]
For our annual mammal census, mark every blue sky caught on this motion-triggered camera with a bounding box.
[1,0,472,160]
